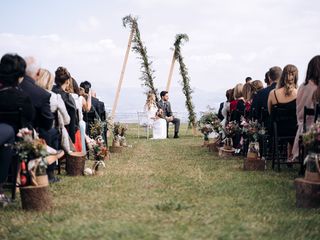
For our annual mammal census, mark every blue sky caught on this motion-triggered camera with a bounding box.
[1,0,320,112]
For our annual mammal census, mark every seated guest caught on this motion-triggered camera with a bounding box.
[292,55,320,160]
[144,92,166,139]
[248,80,264,119]
[0,124,15,207]
[251,80,264,93]
[264,71,270,87]
[220,89,233,128]
[80,81,100,135]
[242,82,254,118]
[52,67,78,144]
[67,78,90,152]
[36,68,70,182]
[230,83,245,123]
[268,64,298,162]
[20,57,54,131]
[245,77,252,83]
[251,66,282,121]
[0,54,35,131]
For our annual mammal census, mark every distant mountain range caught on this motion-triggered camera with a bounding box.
[96,86,226,115]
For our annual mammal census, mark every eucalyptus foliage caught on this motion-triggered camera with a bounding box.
[173,34,196,128]
[123,15,159,101]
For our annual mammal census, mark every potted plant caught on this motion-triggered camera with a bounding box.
[223,121,241,150]
[13,128,52,211]
[197,111,221,146]
[241,119,266,160]
[303,121,320,182]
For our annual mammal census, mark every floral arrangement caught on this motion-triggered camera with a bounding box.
[197,111,221,141]
[112,122,128,147]
[90,119,107,139]
[241,118,266,141]
[303,121,320,153]
[224,121,241,138]
[14,128,48,160]
[13,128,49,186]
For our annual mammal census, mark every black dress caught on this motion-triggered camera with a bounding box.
[271,91,297,139]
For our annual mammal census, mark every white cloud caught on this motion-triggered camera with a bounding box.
[78,16,101,33]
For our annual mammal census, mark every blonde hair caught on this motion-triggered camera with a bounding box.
[251,80,264,92]
[242,82,253,101]
[277,64,298,96]
[36,68,54,90]
[233,83,243,99]
[145,93,156,110]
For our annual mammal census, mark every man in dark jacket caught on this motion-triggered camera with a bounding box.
[251,66,282,121]
[157,91,180,138]
[20,57,54,131]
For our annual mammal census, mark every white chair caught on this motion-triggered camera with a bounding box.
[137,112,152,139]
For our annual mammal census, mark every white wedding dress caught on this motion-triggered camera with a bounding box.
[144,104,167,139]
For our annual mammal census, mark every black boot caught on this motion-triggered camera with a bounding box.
[174,132,179,138]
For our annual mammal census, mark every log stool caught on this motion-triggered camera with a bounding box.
[208,138,221,153]
[295,178,320,208]
[20,185,52,211]
[66,152,86,176]
[243,159,265,171]
[109,146,123,153]
[219,147,235,158]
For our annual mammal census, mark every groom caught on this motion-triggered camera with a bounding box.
[157,91,180,138]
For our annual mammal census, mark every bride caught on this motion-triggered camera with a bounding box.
[144,93,167,139]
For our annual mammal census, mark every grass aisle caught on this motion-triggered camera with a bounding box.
[1,127,320,239]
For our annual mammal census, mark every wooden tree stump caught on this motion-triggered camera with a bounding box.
[243,159,265,171]
[66,152,86,176]
[109,146,123,153]
[208,139,220,153]
[295,178,320,208]
[20,185,52,211]
[219,147,235,158]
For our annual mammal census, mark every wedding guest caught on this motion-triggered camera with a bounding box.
[221,89,234,128]
[251,66,282,121]
[245,77,252,83]
[264,71,270,86]
[230,83,245,123]
[157,91,180,138]
[144,92,166,139]
[0,54,34,204]
[20,56,54,131]
[36,68,70,182]
[0,54,35,131]
[67,77,90,152]
[268,64,298,162]
[292,55,320,160]
[52,67,78,143]
[242,82,254,117]
[248,80,264,119]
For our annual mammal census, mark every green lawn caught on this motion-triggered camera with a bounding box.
[1,124,320,240]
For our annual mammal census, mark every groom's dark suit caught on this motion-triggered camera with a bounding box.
[157,100,180,138]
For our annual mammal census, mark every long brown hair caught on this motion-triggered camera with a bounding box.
[277,64,298,96]
[305,55,320,86]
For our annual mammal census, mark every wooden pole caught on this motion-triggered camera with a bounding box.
[166,51,176,92]
[111,27,135,119]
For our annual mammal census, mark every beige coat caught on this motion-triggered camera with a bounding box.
[292,81,317,159]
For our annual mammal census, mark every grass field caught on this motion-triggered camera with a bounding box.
[1,124,320,240]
